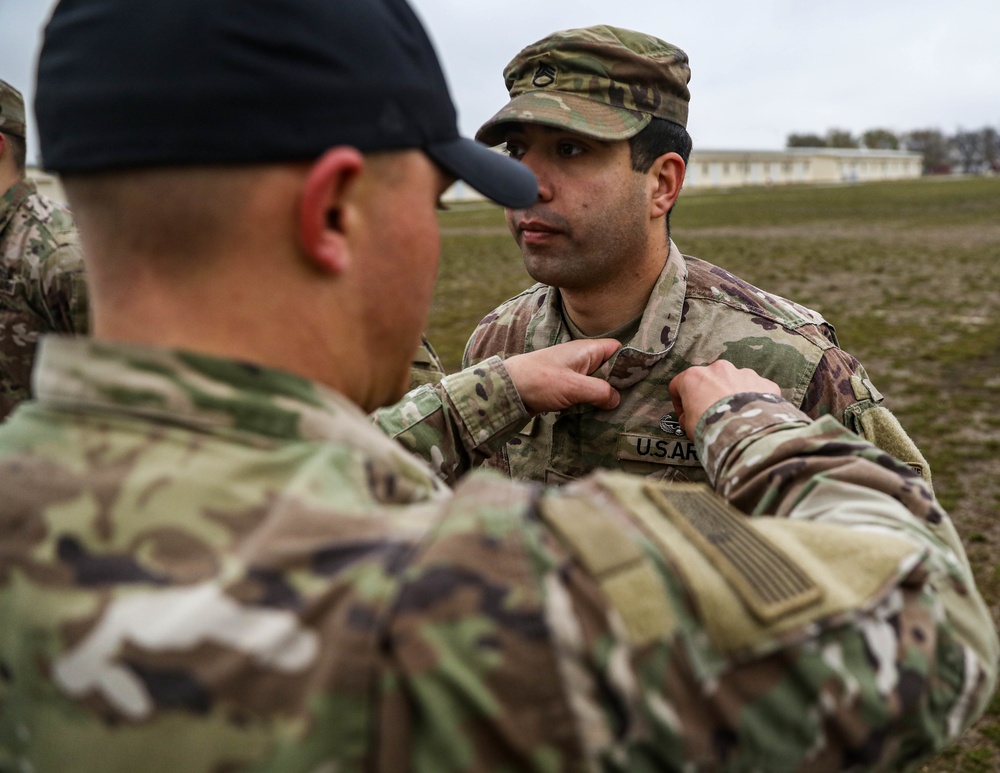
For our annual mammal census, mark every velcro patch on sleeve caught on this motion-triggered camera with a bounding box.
[642,485,822,623]
[857,405,932,485]
[602,479,923,655]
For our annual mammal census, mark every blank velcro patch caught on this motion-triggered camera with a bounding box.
[857,405,932,485]
[642,484,822,623]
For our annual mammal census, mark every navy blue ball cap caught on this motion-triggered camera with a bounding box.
[35,0,537,209]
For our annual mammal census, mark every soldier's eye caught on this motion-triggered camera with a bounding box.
[503,141,526,161]
[557,142,584,157]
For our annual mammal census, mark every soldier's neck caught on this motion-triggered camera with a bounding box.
[559,252,665,337]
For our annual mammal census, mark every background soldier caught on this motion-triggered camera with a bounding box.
[0,2,993,772]
[464,26,932,487]
[0,77,88,419]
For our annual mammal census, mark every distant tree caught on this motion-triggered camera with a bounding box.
[904,129,950,174]
[826,128,859,148]
[979,127,999,172]
[861,128,900,150]
[786,133,826,148]
[951,129,985,173]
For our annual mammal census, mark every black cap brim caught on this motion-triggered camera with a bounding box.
[425,137,537,209]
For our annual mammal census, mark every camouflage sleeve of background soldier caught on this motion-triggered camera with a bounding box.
[800,344,932,484]
[37,229,89,334]
[373,355,531,486]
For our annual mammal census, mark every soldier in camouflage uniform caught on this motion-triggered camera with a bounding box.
[465,26,932,487]
[1,2,995,772]
[0,78,88,420]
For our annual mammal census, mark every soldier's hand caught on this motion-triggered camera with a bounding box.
[669,361,782,438]
[504,339,621,414]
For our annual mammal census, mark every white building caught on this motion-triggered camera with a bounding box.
[25,167,67,202]
[31,146,924,205]
[685,148,923,189]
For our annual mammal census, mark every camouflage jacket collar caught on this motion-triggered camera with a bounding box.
[33,336,392,446]
[0,178,37,234]
[527,241,687,390]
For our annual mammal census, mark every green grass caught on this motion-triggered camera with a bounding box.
[428,175,1000,770]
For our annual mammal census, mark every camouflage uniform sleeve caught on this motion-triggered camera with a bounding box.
[681,394,996,756]
[373,355,531,486]
[801,345,932,484]
[23,198,90,336]
[456,396,996,771]
[39,243,89,335]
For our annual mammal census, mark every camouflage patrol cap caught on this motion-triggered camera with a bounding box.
[477,25,690,147]
[0,79,26,139]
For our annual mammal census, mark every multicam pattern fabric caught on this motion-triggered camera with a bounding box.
[407,334,446,390]
[0,337,994,772]
[476,25,690,146]
[0,179,88,419]
[377,354,529,486]
[464,241,930,486]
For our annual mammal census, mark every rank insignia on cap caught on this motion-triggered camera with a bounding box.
[532,63,556,87]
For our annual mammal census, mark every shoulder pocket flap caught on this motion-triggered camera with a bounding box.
[540,494,676,647]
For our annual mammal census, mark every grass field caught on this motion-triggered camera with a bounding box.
[429,175,1000,771]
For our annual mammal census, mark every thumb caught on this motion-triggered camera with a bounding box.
[572,338,621,374]
[564,371,621,410]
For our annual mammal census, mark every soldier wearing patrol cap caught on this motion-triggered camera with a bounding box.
[464,26,932,488]
[0,3,994,772]
[0,77,88,420]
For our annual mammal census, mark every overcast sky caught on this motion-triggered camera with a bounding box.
[2,0,997,163]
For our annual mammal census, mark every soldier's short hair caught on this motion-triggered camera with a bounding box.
[628,117,692,237]
[628,117,692,174]
[1,131,26,174]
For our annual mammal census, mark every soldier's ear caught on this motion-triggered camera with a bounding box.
[299,147,364,275]
[649,152,685,221]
